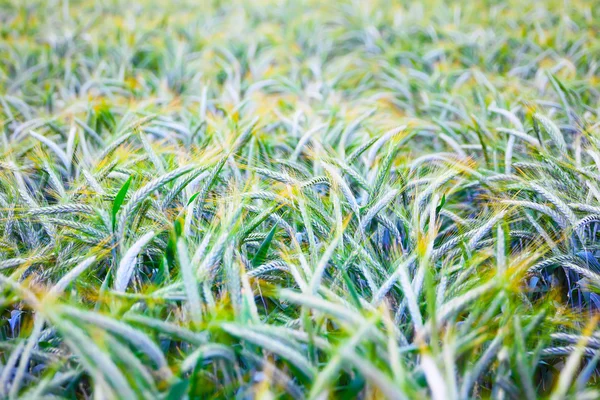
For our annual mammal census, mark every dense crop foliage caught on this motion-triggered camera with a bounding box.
[1,0,600,398]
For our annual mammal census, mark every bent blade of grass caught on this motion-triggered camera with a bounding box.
[60,305,170,373]
[49,256,97,296]
[114,231,155,293]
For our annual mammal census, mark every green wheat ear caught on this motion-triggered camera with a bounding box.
[0,0,598,398]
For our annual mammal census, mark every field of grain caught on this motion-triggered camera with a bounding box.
[1,0,600,398]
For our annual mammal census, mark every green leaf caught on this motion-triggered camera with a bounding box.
[112,176,132,230]
[165,379,189,400]
[251,224,277,267]
[435,193,446,216]
[186,191,200,206]
[342,268,362,310]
